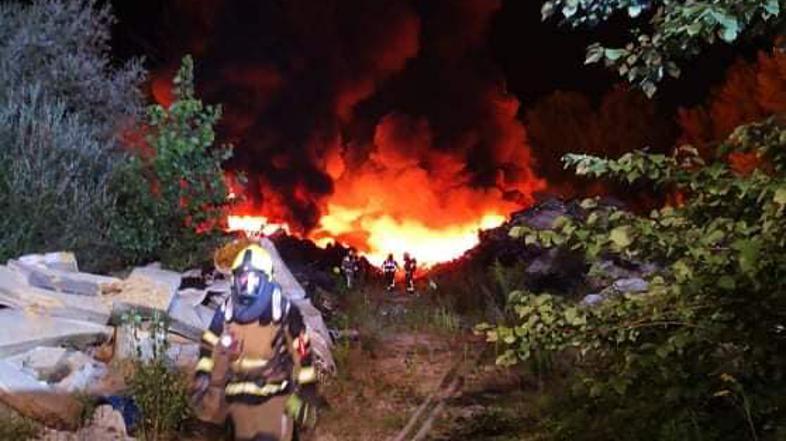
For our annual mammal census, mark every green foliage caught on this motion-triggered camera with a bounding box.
[542,0,786,96]
[0,413,40,440]
[480,116,786,439]
[0,85,119,270]
[111,55,233,270]
[123,311,192,440]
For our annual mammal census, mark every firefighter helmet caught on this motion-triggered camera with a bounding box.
[231,245,274,302]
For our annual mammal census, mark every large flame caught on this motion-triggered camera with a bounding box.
[226,211,507,269]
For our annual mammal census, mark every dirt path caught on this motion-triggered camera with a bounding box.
[303,286,537,441]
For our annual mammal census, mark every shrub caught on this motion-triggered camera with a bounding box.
[0,0,144,271]
[0,86,119,270]
[111,55,233,270]
[122,311,192,440]
[479,117,786,440]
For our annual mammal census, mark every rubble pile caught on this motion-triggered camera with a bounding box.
[0,240,334,436]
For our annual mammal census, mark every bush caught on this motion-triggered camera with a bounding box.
[480,117,786,440]
[111,55,233,270]
[123,311,192,440]
[0,86,120,270]
[0,0,144,271]
[0,413,40,440]
[0,0,144,138]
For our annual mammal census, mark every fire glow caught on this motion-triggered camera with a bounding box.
[226,211,507,269]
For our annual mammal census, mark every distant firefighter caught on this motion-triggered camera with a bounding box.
[382,253,398,291]
[341,248,360,289]
[403,252,417,294]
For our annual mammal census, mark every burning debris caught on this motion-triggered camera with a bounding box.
[131,0,548,270]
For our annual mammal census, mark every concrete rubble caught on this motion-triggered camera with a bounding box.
[0,243,334,436]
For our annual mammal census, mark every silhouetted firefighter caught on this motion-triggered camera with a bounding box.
[403,252,417,294]
[341,248,359,289]
[382,253,398,291]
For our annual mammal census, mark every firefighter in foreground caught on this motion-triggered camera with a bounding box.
[403,252,417,294]
[340,248,359,289]
[382,253,398,291]
[191,244,319,440]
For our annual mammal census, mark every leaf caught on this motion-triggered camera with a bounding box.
[628,4,643,18]
[642,80,657,98]
[717,275,735,290]
[765,0,780,15]
[610,226,633,248]
[732,239,761,274]
[541,1,556,20]
[714,12,739,42]
[563,0,578,18]
[774,186,786,205]
[585,47,603,64]
[604,48,626,61]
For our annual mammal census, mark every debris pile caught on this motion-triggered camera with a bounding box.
[0,240,334,436]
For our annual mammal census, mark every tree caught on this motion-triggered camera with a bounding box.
[541,0,786,96]
[479,118,786,439]
[111,55,234,270]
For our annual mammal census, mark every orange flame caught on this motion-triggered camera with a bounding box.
[310,208,506,268]
[227,215,291,236]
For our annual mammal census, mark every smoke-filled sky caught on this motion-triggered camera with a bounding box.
[108,0,770,234]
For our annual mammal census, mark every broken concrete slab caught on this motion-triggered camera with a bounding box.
[0,266,112,325]
[54,360,107,393]
[0,360,82,429]
[103,266,181,320]
[114,325,167,362]
[129,265,182,293]
[8,259,121,297]
[167,294,213,341]
[260,238,306,300]
[17,252,79,273]
[177,288,209,307]
[0,309,112,358]
[5,346,67,381]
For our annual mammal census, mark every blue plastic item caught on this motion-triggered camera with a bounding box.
[99,395,141,434]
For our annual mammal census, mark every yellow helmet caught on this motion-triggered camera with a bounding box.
[231,244,274,282]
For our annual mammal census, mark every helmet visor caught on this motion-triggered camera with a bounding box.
[235,270,264,296]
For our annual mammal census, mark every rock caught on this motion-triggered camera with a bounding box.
[177,288,209,307]
[5,346,67,381]
[612,278,649,294]
[0,309,112,358]
[0,360,82,429]
[91,404,128,435]
[167,294,213,341]
[525,248,560,276]
[105,265,181,318]
[0,266,112,324]
[260,238,306,300]
[166,342,199,367]
[17,252,79,273]
[8,259,121,297]
[54,360,107,393]
[114,325,166,362]
[581,294,604,306]
[515,198,569,231]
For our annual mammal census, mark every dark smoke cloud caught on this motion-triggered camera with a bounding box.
[134,0,544,231]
